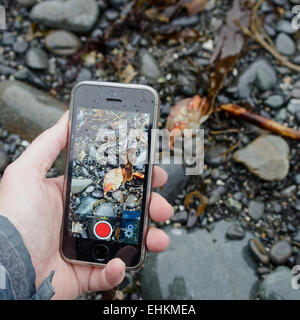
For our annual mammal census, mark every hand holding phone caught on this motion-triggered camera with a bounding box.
[60,82,171,270]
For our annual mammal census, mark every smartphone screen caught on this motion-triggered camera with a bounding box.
[61,82,158,269]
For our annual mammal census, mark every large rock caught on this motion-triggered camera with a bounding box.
[259,267,300,300]
[30,0,99,33]
[141,221,258,299]
[0,80,68,172]
[233,135,290,181]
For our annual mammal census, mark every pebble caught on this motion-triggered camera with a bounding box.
[224,198,242,213]
[269,241,292,265]
[2,32,16,46]
[226,223,245,240]
[139,50,160,79]
[294,174,300,185]
[186,209,197,229]
[30,0,99,33]
[248,238,270,265]
[265,95,284,109]
[205,145,228,167]
[280,185,297,198]
[71,178,93,194]
[170,210,188,224]
[238,59,277,98]
[104,9,119,21]
[45,30,81,56]
[76,68,92,82]
[248,200,265,221]
[276,20,298,34]
[94,202,116,217]
[287,99,300,114]
[25,48,49,70]
[233,135,290,181]
[13,40,29,54]
[171,15,199,27]
[275,33,296,56]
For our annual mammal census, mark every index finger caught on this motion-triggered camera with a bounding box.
[152,166,168,188]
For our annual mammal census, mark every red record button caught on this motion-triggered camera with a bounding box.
[94,221,112,240]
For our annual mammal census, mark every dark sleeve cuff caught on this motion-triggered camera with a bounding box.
[0,215,55,300]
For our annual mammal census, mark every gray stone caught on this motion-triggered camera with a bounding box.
[0,81,67,172]
[45,30,81,56]
[76,196,97,216]
[275,33,296,56]
[287,99,300,114]
[139,50,160,79]
[13,40,29,54]
[170,210,188,223]
[141,221,257,299]
[265,95,284,109]
[281,185,297,198]
[276,20,298,35]
[226,223,245,240]
[76,68,92,82]
[25,48,49,70]
[225,198,242,213]
[2,32,16,46]
[94,203,116,217]
[30,0,99,33]
[71,178,93,194]
[248,200,265,221]
[205,145,228,167]
[233,135,290,181]
[238,59,277,98]
[269,241,292,265]
[156,156,189,204]
[276,108,287,122]
[259,267,300,300]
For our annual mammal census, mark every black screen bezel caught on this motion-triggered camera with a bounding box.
[61,82,156,268]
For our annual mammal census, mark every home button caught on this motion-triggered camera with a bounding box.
[93,244,109,262]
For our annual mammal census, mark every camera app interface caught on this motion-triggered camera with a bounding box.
[68,107,150,245]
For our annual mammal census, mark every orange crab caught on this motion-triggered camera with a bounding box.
[166,95,209,149]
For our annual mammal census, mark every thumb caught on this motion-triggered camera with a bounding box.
[15,111,69,179]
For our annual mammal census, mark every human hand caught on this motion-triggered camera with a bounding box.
[0,111,173,300]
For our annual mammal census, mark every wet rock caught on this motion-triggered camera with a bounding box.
[71,178,93,194]
[0,150,9,172]
[45,30,81,56]
[25,48,49,70]
[233,135,289,181]
[156,156,189,204]
[259,267,300,300]
[287,99,300,114]
[30,0,99,33]
[248,200,265,221]
[141,221,257,299]
[238,59,277,98]
[269,241,292,265]
[275,33,296,56]
[226,223,245,240]
[205,145,228,167]
[0,65,17,76]
[225,198,242,213]
[265,95,284,109]
[139,50,160,79]
[249,238,269,265]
